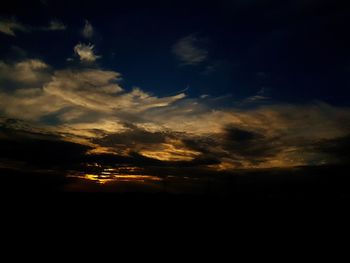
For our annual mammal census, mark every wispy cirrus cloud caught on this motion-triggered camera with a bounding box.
[239,87,270,105]
[172,34,208,65]
[45,20,66,31]
[82,20,94,39]
[0,60,186,124]
[0,18,27,36]
[0,17,66,36]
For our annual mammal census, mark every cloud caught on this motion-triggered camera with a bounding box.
[0,59,50,84]
[1,58,350,170]
[43,69,184,114]
[312,135,350,165]
[240,95,269,105]
[74,43,101,62]
[46,20,66,31]
[136,101,350,168]
[0,18,27,36]
[0,123,89,168]
[0,65,186,125]
[172,35,208,65]
[239,87,270,105]
[0,17,66,36]
[82,20,94,38]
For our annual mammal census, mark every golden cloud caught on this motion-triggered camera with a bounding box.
[1,61,350,169]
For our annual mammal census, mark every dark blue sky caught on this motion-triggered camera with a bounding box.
[2,0,350,183]
[1,0,350,105]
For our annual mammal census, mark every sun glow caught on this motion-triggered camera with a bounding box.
[140,140,200,161]
[68,165,163,184]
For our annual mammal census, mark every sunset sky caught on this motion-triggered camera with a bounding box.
[1,0,350,192]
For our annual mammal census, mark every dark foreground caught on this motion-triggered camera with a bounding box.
[1,165,350,201]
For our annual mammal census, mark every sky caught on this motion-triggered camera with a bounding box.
[1,0,350,189]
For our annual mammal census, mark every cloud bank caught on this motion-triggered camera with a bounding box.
[1,58,350,171]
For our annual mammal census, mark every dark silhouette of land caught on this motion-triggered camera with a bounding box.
[1,165,349,201]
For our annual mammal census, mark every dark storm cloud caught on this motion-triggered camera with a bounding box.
[85,151,219,169]
[0,119,219,173]
[313,134,350,164]
[0,123,89,169]
[223,126,282,160]
[225,127,261,142]
[93,125,168,147]
[182,136,218,155]
[181,126,284,167]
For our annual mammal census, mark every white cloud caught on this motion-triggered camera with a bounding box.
[74,43,101,62]
[172,35,208,65]
[82,20,94,38]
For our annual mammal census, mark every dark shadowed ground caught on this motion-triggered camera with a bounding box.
[1,165,349,201]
